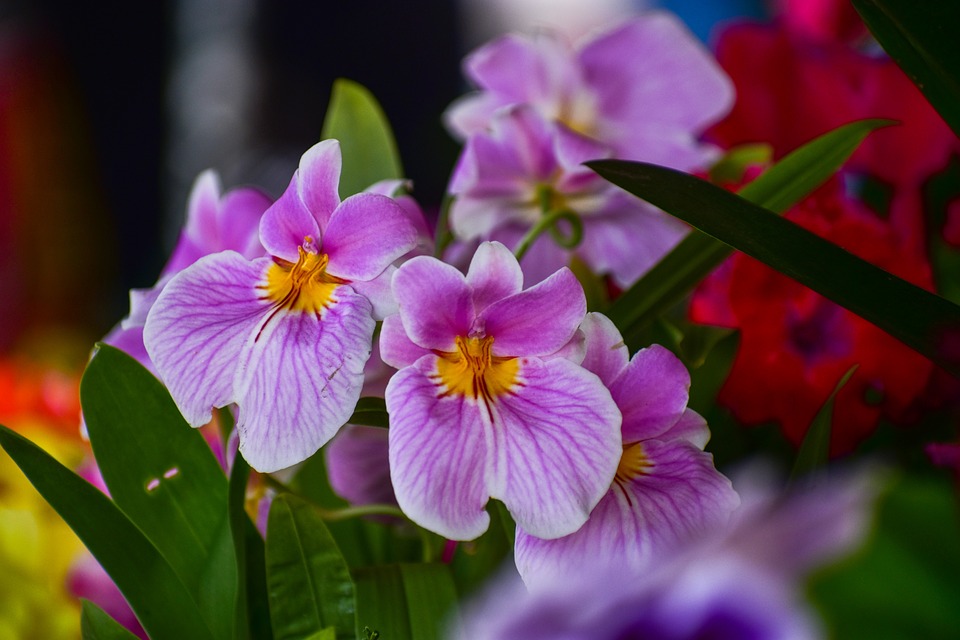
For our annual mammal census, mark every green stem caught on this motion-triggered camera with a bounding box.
[433,193,456,258]
[514,209,584,261]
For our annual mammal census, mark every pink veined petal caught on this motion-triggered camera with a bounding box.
[466,241,524,313]
[443,92,503,139]
[464,33,568,108]
[348,266,398,321]
[579,312,629,388]
[490,357,621,539]
[386,356,492,540]
[297,138,343,230]
[579,13,734,140]
[233,287,375,472]
[449,195,532,241]
[325,424,396,508]
[609,344,691,443]
[183,169,222,250]
[549,328,586,365]
[664,408,710,450]
[217,187,272,259]
[144,252,272,427]
[480,267,586,357]
[379,313,432,370]
[393,256,475,351]
[323,193,418,282]
[124,277,171,330]
[259,173,322,263]
[514,438,738,588]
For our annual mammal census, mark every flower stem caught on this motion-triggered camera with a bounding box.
[514,209,584,261]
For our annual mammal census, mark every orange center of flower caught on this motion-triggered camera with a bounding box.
[433,335,520,404]
[615,442,651,484]
[259,242,344,317]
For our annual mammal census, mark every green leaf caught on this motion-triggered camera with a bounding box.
[852,0,960,138]
[266,494,357,640]
[353,564,460,640]
[451,503,513,597]
[321,79,403,198]
[304,629,337,640]
[348,397,390,429]
[81,344,237,639]
[80,601,140,640]
[809,473,960,639]
[589,159,960,378]
[708,142,772,184]
[790,366,857,481]
[229,453,274,640]
[0,424,214,640]
[604,119,892,343]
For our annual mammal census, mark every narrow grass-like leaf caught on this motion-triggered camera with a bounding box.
[348,397,389,429]
[229,453,274,640]
[852,0,960,138]
[589,160,960,377]
[353,564,460,640]
[266,494,356,640]
[0,425,214,640]
[321,79,403,198]
[604,119,891,340]
[81,344,236,639]
[80,601,140,640]
[790,366,857,481]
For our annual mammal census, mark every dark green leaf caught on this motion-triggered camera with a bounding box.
[451,503,513,597]
[321,79,403,198]
[81,344,236,639]
[809,473,960,639]
[80,601,140,640]
[0,425,214,639]
[589,160,960,377]
[790,366,857,481]
[353,564,460,640]
[229,453,273,640]
[348,397,389,429]
[604,119,892,342]
[266,494,356,640]
[852,0,960,138]
[304,629,337,640]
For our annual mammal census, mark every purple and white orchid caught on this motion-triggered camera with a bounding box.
[447,106,689,286]
[515,313,739,587]
[445,12,734,170]
[144,139,419,472]
[381,241,622,541]
[104,170,271,374]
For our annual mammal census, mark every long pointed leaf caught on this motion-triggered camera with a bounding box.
[352,564,460,640]
[0,425,214,640]
[790,366,857,481]
[80,601,140,640]
[852,0,960,138]
[81,344,236,639]
[321,79,403,198]
[605,119,891,341]
[589,160,960,377]
[229,453,274,640]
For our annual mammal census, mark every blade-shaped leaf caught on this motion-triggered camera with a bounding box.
[81,600,140,640]
[790,366,857,481]
[321,78,403,198]
[348,397,389,429]
[0,425,214,640]
[266,494,357,640]
[353,564,460,640]
[604,119,891,343]
[81,344,236,639]
[229,453,274,640]
[589,160,960,377]
[852,0,960,138]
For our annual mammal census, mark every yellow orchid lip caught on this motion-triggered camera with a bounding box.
[259,243,345,312]
[613,442,652,505]
[431,335,521,407]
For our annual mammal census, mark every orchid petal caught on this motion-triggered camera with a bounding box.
[579,312,629,388]
[515,438,738,586]
[466,241,524,313]
[297,138,343,229]
[490,357,621,539]
[325,424,396,507]
[393,256,474,351]
[124,277,171,329]
[217,187,272,259]
[465,34,573,111]
[480,267,585,357]
[348,266,398,321]
[610,344,691,443]
[234,288,374,472]
[443,92,503,139]
[259,173,322,262]
[183,169,221,249]
[665,408,710,450]
[387,356,491,540]
[144,252,271,427]
[323,193,418,281]
[379,313,432,370]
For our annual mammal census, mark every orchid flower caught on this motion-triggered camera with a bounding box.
[144,139,418,472]
[515,313,739,586]
[380,241,622,540]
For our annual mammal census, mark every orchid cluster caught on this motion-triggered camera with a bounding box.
[3,4,960,640]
